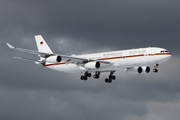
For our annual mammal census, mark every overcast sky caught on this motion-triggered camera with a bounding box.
[0,1,180,120]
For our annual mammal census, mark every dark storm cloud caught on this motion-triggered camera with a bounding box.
[1,0,180,53]
[1,1,180,120]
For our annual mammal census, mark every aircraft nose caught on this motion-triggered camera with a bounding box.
[166,52,172,60]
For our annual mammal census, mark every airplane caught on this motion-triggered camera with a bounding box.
[6,35,172,83]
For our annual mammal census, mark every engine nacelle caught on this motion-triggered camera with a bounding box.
[126,67,142,74]
[46,55,61,63]
[142,66,150,73]
[126,66,150,74]
[84,61,100,69]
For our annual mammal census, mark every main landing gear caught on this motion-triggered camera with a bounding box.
[80,71,91,81]
[153,64,159,73]
[93,72,100,79]
[80,71,116,83]
[105,71,116,83]
[81,71,99,81]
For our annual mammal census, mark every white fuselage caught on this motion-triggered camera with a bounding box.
[45,47,171,73]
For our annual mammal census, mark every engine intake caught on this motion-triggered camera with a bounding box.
[138,67,143,73]
[46,55,61,63]
[84,61,100,69]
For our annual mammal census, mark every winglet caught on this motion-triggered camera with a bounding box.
[6,43,15,49]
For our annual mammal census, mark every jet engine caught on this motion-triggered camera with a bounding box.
[126,66,150,74]
[45,55,61,63]
[84,61,100,69]
[142,66,150,73]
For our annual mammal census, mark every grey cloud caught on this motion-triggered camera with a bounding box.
[1,53,180,120]
[1,1,180,53]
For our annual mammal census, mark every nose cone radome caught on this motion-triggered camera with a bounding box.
[162,51,172,62]
[167,52,172,60]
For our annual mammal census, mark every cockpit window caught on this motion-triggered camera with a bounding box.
[161,50,169,53]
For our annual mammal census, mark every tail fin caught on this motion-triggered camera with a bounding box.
[35,35,53,54]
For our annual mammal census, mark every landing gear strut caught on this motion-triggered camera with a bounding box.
[153,64,159,73]
[105,71,116,83]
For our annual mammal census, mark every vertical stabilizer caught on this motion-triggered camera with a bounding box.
[35,35,53,54]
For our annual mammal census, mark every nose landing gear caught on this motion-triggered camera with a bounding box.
[153,64,159,73]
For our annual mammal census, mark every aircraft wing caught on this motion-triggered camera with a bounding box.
[13,57,44,64]
[6,43,53,57]
[6,43,110,65]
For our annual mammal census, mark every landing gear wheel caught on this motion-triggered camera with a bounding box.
[84,76,88,80]
[93,74,99,79]
[81,75,88,81]
[105,78,112,83]
[84,72,91,78]
[80,76,84,80]
[112,76,116,80]
[109,75,116,80]
[153,69,158,73]
[93,75,96,78]
[105,78,109,83]
[109,79,112,83]
[87,73,91,77]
